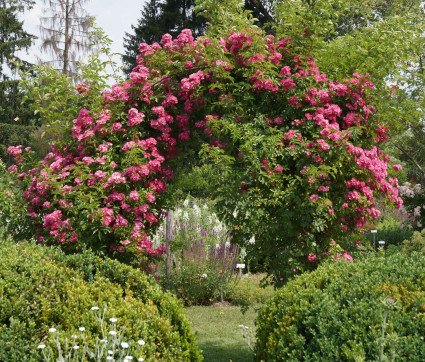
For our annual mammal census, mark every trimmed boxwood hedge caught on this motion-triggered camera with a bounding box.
[255,252,425,361]
[0,241,202,361]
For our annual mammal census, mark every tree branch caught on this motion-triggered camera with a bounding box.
[245,0,274,23]
[394,143,425,176]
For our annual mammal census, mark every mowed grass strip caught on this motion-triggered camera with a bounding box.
[186,305,257,362]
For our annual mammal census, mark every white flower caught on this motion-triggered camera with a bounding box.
[240,247,247,259]
[225,241,230,248]
[109,318,117,323]
[238,324,244,328]
[182,211,189,222]
[91,306,99,311]
[202,273,207,278]
[193,205,201,218]
[138,358,145,362]
[109,331,117,336]
[100,339,107,343]
[73,345,79,350]
[78,327,85,332]
[121,342,129,349]
[108,350,114,355]
[124,357,133,361]
[138,340,145,346]
[183,199,189,207]
[49,327,57,333]
[71,334,78,339]
[106,357,113,361]
[212,224,222,235]
[248,236,256,245]
[38,344,46,349]
[203,204,208,210]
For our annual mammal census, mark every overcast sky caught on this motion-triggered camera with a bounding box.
[17,0,147,72]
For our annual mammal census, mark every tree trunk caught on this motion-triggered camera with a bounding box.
[62,0,70,75]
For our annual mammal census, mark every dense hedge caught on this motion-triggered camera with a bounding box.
[256,252,425,361]
[0,241,202,361]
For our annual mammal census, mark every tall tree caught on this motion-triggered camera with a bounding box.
[123,0,206,75]
[123,0,274,74]
[39,0,93,79]
[0,0,38,163]
[0,0,35,76]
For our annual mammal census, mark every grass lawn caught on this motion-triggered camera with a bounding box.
[186,305,257,362]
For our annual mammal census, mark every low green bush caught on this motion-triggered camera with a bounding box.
[256,253,425,361]
[227,274,274,307]
[166,258,231,305]
[0,241,202,361]
[402,229,425,254]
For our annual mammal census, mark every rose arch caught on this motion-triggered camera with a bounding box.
[9,28,402,284]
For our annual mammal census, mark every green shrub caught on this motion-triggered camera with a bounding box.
[255,253,425,361]
[227,274,274,307]
[402,229,425,254]
[166,258,230,305]
[0,241,202,361]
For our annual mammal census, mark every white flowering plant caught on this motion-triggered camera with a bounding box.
[38,307,147,362]
[152,197,229,252]
[155,197,241,305]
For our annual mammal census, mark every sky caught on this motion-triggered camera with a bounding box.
[16,0,147,73]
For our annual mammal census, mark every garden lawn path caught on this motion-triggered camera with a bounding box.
[186,305,257,362]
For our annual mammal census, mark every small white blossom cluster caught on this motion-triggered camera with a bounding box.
[37,306,147,362]
[238,324,255,352]
[399,182,422,198]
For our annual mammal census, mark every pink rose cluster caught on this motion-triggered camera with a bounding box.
[7,27,403,270]
[76,82,90,94]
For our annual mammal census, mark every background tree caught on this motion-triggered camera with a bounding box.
[197,0,425,183]
[39,0,93,79]
[123,0,276,75]
[122,0,206,75]
[271,0,425,178]
[0,0,38,163]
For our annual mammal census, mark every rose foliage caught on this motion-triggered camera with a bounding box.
[7,27,403,283]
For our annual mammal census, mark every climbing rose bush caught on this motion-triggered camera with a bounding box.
[7,28,402,281]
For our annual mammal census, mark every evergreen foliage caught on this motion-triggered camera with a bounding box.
[122,0,276,75]
[0,240,202,361]
[0,0,38,164]
[0,0,35,75]
[123,0,206,75]
[256,252,425,360]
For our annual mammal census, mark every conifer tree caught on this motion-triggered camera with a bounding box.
[123,0,276,74]
[0,0,38,163]
[123,0,207,75]
[0,0,35,76]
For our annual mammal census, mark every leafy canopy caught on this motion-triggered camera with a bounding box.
[7,22,402,284]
